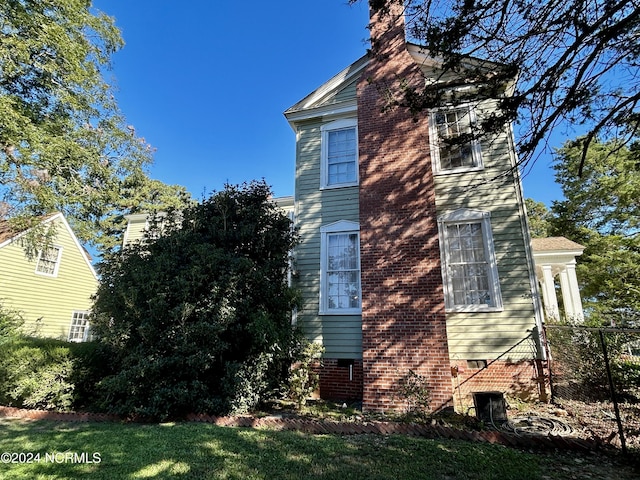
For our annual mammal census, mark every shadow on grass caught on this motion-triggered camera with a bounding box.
[0,418,634,480]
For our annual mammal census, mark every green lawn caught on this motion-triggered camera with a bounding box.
[0,418,636,479]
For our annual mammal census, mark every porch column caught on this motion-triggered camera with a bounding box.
[532,237,585,323]
[562,262,583,321]
[558,268,574,318]
[540,265,559,320]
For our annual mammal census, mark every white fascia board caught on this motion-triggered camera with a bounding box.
[124,213,150,222]
[285,102,358,129]
[50,213,99,280]
[533,250,584,264]
[285,55,368,113]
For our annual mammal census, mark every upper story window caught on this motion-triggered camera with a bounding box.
[321,118,358,188]
[35,245,62,277]
[320,220,361,315]
[438,209,502,312]
[430,105,483,174]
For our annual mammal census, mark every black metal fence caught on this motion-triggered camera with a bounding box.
[544,325,640,454]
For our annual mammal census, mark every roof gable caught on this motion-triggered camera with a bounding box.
[284,43,513,127]
[284,55,368,124]
[0,213,97,280]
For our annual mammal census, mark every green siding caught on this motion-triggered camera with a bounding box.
[293,117,362,359]
[290,64,537,365]
[332,80,357,105]
[309,78,358,108]
[0,217,98,340]
[434,100,538,362]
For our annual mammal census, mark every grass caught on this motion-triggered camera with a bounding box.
[0,418,637,480]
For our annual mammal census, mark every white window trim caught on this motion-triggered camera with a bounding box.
[34,245,63,277]
[68,310,91,342]
[320,118,359,189]
[438,209,503,312]
[319,220,361,315]
[429,104,483,175]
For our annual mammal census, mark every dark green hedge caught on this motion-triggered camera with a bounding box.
[0,336,111,412]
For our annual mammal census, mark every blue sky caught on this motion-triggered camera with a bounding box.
[93,0,562,205]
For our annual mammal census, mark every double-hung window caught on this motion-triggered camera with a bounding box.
[68,311,91,342]
[321,118,358,188]
[438,209,502,311]
[320,221,361,314]
[430,105,482,173]
[35,245,62,277]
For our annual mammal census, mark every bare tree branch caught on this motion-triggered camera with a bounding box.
[354,0,640,175]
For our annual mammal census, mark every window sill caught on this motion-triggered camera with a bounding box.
[319,309,362,316]
[434,166,484,176]
[445,305,504,313]
[319,182,359,191]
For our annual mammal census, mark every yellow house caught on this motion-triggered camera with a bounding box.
[0,212,98,341]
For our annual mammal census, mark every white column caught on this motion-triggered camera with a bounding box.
[540,265,559,321]
[565,262,584,321]
[558,268,574,319]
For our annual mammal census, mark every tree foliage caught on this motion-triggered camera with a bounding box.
[91,181,299,420]
[0,302,23,343]
[0,0,189,253]
[354,0,640,173]
[0,335,110,412]
[525,198,552,239]
[540,137,640,326]
[552,138,640,237]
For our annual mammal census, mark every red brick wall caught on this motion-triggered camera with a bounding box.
[357,4,453,413]
[451,359,549,413]
[317,359,364,403]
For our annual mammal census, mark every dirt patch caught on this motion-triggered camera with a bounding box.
[505,398,640,450]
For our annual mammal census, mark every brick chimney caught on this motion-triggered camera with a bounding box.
[357,0,453,412]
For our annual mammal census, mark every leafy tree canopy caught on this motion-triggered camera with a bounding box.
[0,0,189,253]
[91,181,300,420]
[525,198,552,239]
[530,137,640,326]
[552,138,640,238]
[353,0,640,173]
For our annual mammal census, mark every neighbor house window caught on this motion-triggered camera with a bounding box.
[68,311,90,342]
[438,209,502,311]
[35,246,62,276]
[320,220,361,314]
[321,118,358,188]
[430,105,482,173]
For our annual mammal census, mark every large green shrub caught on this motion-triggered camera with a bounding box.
[92,181,300,420]
[287,339,324,408]
[611,358,640,401]
[0,337,107,411]
[0,303,23,342]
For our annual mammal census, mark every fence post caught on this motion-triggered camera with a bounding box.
[542,324,556,403]
[598,329,627,455]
